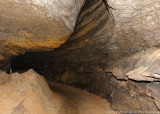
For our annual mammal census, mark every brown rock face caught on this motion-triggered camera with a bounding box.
[0,0,86,70]
[1,0,160,112]
[0,69,54,114]
[0,69,113,114]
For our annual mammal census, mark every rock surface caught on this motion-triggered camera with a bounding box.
[0,69,113,114]
[10,0,160,111]
[48,81,113,114]
[0,0,85,70]
[1,0,160,112]
[1,0,160,82]
[112,48,160,81]
[108,0,160,47]
[0,69,54,114]
[28,0,160,82]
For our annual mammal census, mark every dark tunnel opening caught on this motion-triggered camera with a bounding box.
[11,52,47,74]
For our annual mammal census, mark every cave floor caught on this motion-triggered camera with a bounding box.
[48,81,114,114]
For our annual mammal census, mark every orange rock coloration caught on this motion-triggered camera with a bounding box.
[0,69,113,114]
[0,0,86,70]
[0,69,54,114]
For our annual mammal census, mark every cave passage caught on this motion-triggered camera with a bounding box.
[1,0,160,113]
[11,52,45,74]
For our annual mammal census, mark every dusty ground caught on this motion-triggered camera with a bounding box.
[48,81,113,114]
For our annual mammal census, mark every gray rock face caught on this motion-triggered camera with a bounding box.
[112,48,160,81]
[107,0,160,81]
[147,82,160,110]
[108,0,160,46]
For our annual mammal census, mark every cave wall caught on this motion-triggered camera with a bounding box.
[0,0,86,71]
[27,0,160,82]
[10,0,160,111]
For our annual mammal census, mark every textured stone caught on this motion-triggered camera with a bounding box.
[1,0,160,112]
[146,82,160,111]
[0,69,55,114]
[108,0,160,46]
[0,0,85,70]
[112,48,160,81]
[0,69,114,114]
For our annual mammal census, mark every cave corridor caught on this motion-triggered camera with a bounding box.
[1,0,160,113]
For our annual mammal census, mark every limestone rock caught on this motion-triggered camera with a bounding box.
[112,48,160,81]
[0,0,85,70]
[147,82,160,110]
[0,69,55,114]
[108,0,160,47]
[1,0,160,112]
